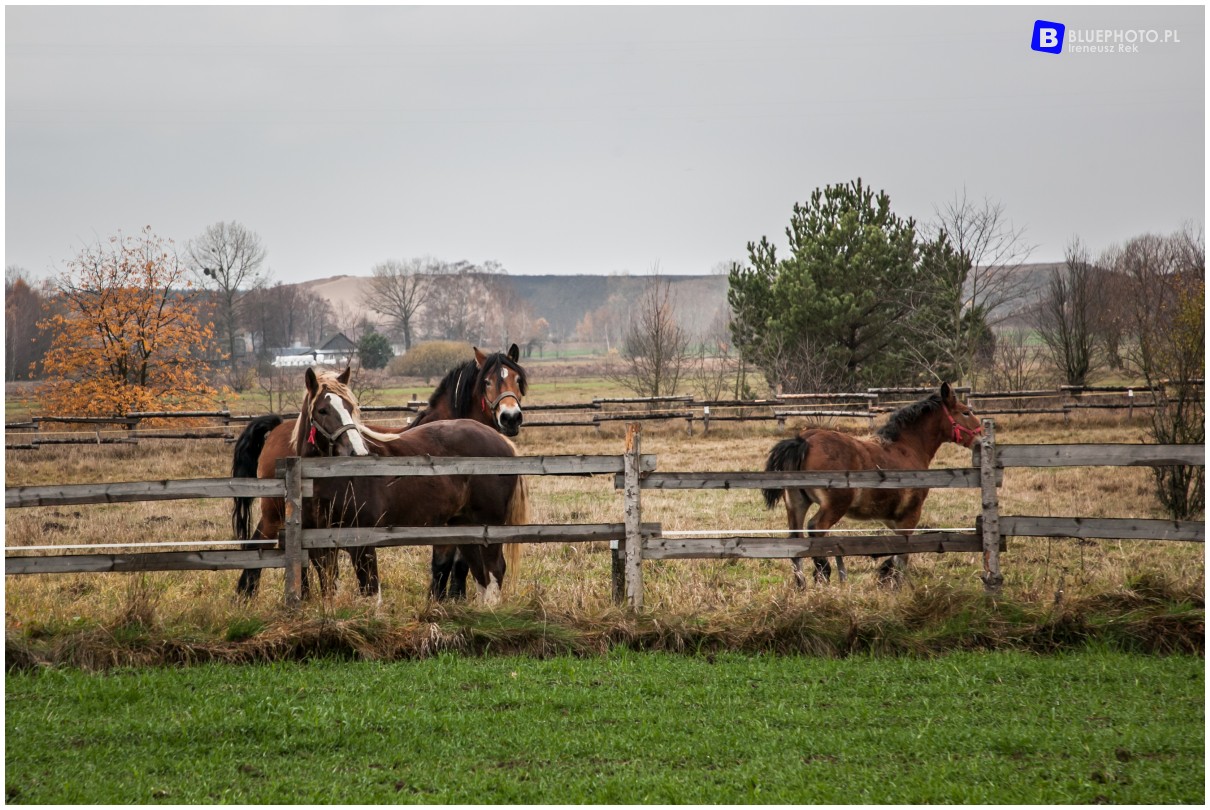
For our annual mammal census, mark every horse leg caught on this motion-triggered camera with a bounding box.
[459,546,500,606]
[877,514,920,586]
[430,545,457,600]
[236,516,273,601]
[349,548,380,600]
[784,489,811,590]
[452,551,470,599]
[806,496,850,585]
[478,545,505,606]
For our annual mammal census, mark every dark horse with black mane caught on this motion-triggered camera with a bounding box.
[232,346,528,600]
[762,383,982,586]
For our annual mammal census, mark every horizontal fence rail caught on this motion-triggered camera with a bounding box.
[642,531,1001,561]
[10,381,1203,447]
[995,444,1205,468]
[1000,516,1204,542]
[300,523,661,550]
[614,469,988,490]
[6,477,298,508]
[6,549,285,576]
[290,454,657,479]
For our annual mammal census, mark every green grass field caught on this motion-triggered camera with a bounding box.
[5,649,1203,804]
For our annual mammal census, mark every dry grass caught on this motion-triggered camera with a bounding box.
[5,411,1204,668]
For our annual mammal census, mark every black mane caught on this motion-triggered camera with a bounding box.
[427,352,528,417]
[876,392,943,442]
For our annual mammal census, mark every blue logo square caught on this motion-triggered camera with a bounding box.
[1032,20,1065,54]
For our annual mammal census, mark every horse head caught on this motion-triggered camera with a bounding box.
[473,343,527,437]
[297,366,371,457]
[938,382,982,448]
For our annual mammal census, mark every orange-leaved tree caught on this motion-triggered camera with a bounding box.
[39,226,221,417]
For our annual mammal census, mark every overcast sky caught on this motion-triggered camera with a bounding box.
[5,4,1204,284]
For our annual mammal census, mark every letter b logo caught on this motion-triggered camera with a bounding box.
[1032,20,1065,54]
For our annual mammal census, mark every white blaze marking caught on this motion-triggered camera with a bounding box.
[500,367,509,379]
[327,393,368,455]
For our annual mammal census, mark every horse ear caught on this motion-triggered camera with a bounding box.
[305,367,319,397]
[508,343,520,362]
[473,347,487,368]
[939,382,954,403]
[337,366,352,386]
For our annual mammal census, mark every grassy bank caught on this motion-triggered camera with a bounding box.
[6,649,1203,804]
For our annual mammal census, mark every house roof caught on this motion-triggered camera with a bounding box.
[319,333,356,352]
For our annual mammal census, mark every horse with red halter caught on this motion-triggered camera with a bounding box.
[761,383,982,586]
[231,347,527,600]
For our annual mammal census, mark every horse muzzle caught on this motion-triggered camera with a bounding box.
[497,405,523,437]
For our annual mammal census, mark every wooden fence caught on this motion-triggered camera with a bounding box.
[5,422,1205,610]
[6,382,1202,448]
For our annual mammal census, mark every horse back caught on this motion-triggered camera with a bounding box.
[797,428,929,523]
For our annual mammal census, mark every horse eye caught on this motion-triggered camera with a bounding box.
[317,407,329,416]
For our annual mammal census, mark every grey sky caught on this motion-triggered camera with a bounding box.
[5,4,1204,284]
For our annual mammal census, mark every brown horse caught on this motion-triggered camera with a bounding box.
[762,383,982,586]
[232,364,527,601]
[412,344,528,597]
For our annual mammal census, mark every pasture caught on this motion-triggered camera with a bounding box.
[5,378,1204,804]
[5,650,1204,803]
[4,395,1203,658]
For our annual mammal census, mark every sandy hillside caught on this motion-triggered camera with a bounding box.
[298,275,388,328]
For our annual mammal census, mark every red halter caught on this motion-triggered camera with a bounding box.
[941,404,983,445]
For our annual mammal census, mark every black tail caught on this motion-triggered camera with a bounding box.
[762,436,809,509]
[231,414,283,540]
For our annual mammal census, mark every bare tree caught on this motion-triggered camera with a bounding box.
[757,330,845,395]
[361,258,438,351]
[5,266,53,380]
[926,191,1035,384]
[1111,227,1204,519]
[1031,238,1105,386]
[187,221,268,375]
[984,328,1045,394]
[931,191,1036,325]
[607,274,692,398]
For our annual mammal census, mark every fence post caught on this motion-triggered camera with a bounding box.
[623,422,644,611]
[978,418,1003,593]
[282,456,305,607]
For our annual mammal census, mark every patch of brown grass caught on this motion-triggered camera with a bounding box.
[5,410,1204,668]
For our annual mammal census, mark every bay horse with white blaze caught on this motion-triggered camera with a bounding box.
[762,383,982,586]
[232,351,527,600]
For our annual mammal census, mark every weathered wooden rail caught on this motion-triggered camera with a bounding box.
[9,381,1201,447]
[5,424,1204,611]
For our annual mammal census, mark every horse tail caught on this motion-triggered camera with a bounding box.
[502,475,528,582]
[231,414,283,540]
[762,436,809,509]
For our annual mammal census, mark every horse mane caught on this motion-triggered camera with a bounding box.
[876,392,944,443]
[426,352,528,416]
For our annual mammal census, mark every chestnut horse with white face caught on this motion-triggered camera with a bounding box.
[762,383,982,586]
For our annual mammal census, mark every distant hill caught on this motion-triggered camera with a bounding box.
[297,265,1055,342]
[299,273,730,341]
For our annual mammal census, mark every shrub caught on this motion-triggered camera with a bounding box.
[388,341,472,379]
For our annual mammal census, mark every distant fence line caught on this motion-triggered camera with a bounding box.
[5,382,1203,449]
[4,420,1205,609]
